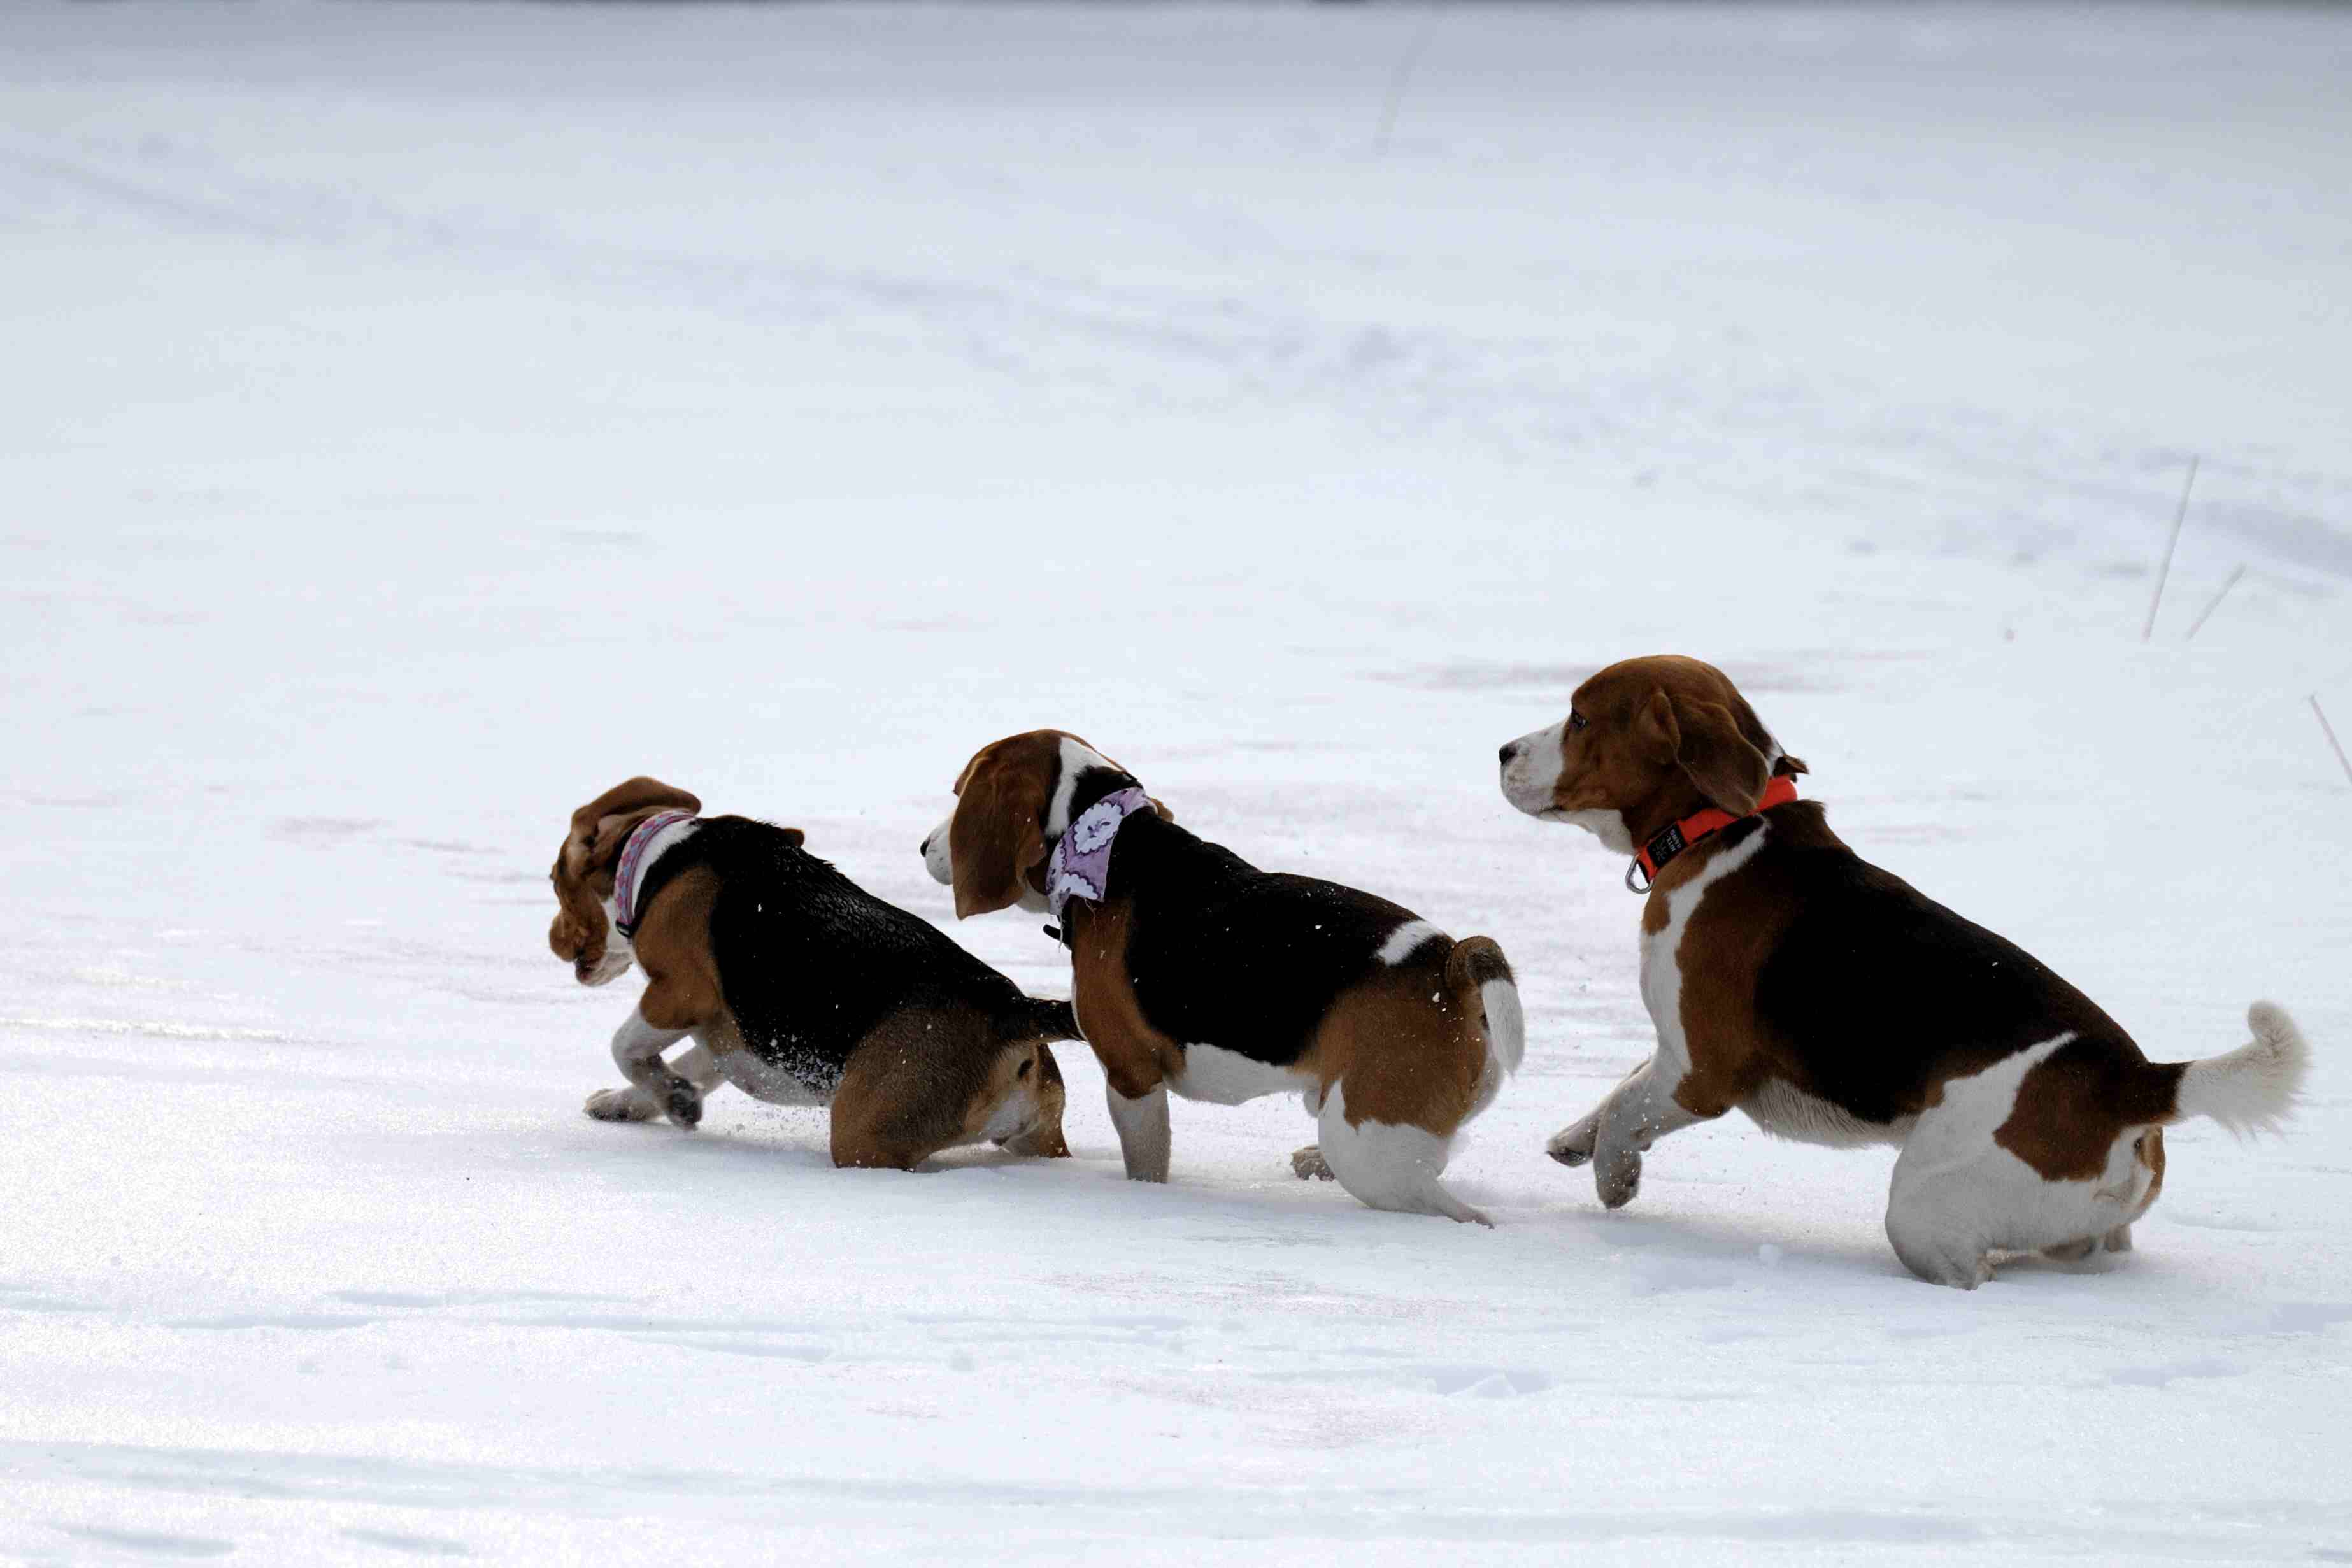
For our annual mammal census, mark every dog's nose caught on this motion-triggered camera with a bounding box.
[918,831,934,857]
[1498,741,1522,766]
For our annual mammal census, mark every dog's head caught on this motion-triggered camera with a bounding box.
[548,776,701,985]
[922,731,1170,918]
[1497,655,1804,853]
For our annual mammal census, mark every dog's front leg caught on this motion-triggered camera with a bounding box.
[1545,1055,1646,1168]
[1106,1079,1171,1183]
[1550,1055,1707,1209]
[664,1041,725,1109]
[1545,1104,1606,1169]
[585,1008,704,1128]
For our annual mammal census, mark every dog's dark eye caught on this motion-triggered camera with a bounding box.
[1568,711,1588,733]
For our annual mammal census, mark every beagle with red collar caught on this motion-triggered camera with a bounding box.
[923,731,1524,1225]
[549,777,1075,1169]
[1498,655,2309,1287]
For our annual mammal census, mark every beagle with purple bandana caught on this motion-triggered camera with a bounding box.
[924,731,1525,1225]
[1499,655,2311,1287]
[549,777,1076,1170]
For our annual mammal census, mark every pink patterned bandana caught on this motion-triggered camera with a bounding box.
[613,810,697,937]
[1046,787,1151,930]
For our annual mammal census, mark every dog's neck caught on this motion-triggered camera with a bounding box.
[1627,776,1800,894]
[1618,753,1797,855]
[610,811,701,939]
[1045,786,1153,932]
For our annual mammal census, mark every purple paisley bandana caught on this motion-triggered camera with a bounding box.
[1046,787,1151,929]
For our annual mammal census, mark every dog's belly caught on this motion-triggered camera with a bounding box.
[1739,1078,1910,1148]
[712,1047,833,1108]
[1167,1043,1316,1107]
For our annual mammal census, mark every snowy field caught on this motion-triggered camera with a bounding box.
[6,1,2352,1561]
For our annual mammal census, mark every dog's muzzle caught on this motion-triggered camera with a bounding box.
[920,816,955,885]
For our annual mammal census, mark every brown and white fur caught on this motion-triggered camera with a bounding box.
[925,731,1524,1224]
[550,777,1074,1170]
[1499,655,2309,1287]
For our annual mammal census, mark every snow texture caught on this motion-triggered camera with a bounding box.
[4,2,2351,1562]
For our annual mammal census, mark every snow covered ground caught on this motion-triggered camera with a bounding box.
[5,2,2351,1560]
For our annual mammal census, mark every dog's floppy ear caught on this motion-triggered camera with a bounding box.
[1714,684,1804,781]
[564,777,700,880]
[948,745,1051,919]
[1665,694,1771,815]
[569,777,700,839]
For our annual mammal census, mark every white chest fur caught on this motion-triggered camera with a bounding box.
[1638,823,1772,1072]
[1639,824,1911,1149]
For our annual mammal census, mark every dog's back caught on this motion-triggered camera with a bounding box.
[1737,802,2155,1123]
[1111,811,1425,1061]
[643,815,1067,1091]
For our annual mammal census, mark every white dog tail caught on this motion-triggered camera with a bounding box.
[1447,936,1524,1077]
[2169,1001,2309,1134]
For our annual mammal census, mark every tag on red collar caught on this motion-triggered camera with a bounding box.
[1627,775,1800,894]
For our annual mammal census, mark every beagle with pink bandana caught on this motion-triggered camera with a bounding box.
[549,777,1076,1170]
[1498,655,2310,1286]
[924,731,1524,1225]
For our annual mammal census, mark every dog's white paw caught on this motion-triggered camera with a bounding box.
[1547,1116,1599,1168]
[1593,1148,1643,1209]
[585,1087,660,1123]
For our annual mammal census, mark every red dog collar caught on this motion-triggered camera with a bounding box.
[1627,775,1800,894]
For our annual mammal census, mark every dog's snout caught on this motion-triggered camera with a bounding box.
[1498,741,1522,766]
[918,830,934,857]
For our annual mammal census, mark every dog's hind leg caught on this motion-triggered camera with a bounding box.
[1883,1103,2016,1290]
[1886,1034,2150,1287]
[992,1042,1073,1158]
[1315,1083,1490,1226]
[1883,1181,1996,1289]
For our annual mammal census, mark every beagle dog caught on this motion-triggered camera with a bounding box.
[1499,655,2310,1287]
[923,731,1524,1225]
[548,777,1075,1169]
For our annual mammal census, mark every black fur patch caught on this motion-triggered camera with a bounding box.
[633,816,1060,1094]
[1106,811,1432,1069]
[1748,802,2167,1125]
